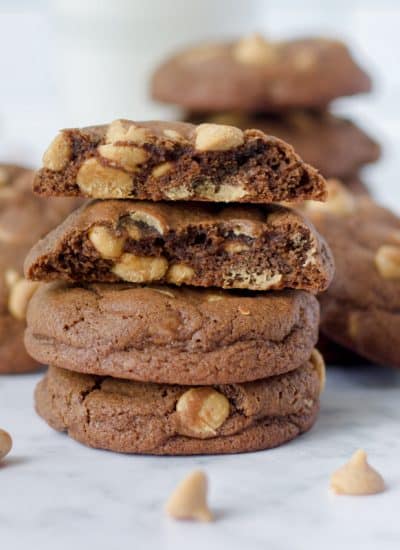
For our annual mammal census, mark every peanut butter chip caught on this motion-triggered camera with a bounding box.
[112,254,168,283]
[42,133,72,171]
[195,123,244,152]
[310,348,326,394]
[88,225,125,259]
[233,33,277,65]
[0,429,12,460]
[176,387,230,439]
[8,279,40,320]
[98,144,149,171]
[165,470,213,522]
[330,449,385,495]
[166,264,195,285]
[0,167,9,186]
[106,120,148,144]
[375,245,400,279]
[77,158,132,198]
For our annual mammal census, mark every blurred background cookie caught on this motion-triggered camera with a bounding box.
[0,164,82,374]
[151,35,371,112]
[304,179,400,368]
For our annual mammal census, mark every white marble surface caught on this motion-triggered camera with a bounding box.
[1,364,400,550]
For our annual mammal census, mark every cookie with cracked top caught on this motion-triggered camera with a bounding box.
[304,179,400,368]
[25,283,319,384]
[35,359,321,455]
[0,164,81,374]
[151,35,371,112]
[33,119,326,203]
[24,200,334,293]
[188,111,380,180]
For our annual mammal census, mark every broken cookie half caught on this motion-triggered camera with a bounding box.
[34,119,326,204]
[24,200,334,293]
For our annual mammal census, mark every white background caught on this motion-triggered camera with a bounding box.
[1,2,400,549]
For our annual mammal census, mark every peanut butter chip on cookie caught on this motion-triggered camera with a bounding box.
[165,470,213,522]
[233,34,277,65]
[330,449,385,495]
[375,245,400,279]
[195,123,244,152]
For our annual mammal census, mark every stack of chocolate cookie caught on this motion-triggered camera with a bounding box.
[25,119,333,454]
[151,34,380,188]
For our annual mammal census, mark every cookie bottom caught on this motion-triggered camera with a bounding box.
[35,362,320,455]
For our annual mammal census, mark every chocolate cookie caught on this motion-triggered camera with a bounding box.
[24,200,334,293]
[151,35,371,112]
[188,111,380,179]
[304,179,400,367]
[35,358,322,455]
[34,119,326,203]
[0,165,81,374]
[25,283,319,384]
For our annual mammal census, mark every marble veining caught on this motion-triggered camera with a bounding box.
[0,364,399,549]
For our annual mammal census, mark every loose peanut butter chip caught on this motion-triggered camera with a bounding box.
[330,449,385,495]
[0,429,12,460]
[165,470,213,522]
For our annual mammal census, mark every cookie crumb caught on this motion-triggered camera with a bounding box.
[330,449,385,495]
[165,470,213,522]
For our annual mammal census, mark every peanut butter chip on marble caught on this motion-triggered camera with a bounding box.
[0,429,12,460]
[330,449,385,495]
[165,470,213,522]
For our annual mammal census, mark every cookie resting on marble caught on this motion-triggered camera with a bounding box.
[33,119,326,204]
[35,359,322,455]
[24,200,334,293]
[188,111,380,180]
[0,164,81,373]
[304,179,400,368]
[151,34,371,112]
[25,283,320,385]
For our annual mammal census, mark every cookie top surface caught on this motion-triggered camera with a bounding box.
[0,164,81,373]
[151,35,371,112]
[188,111,380,179]
[34,119,326,203]
[25,283,319,384]
[35,359,321,455]
[24,200,334,293]
[304,179,400,367]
